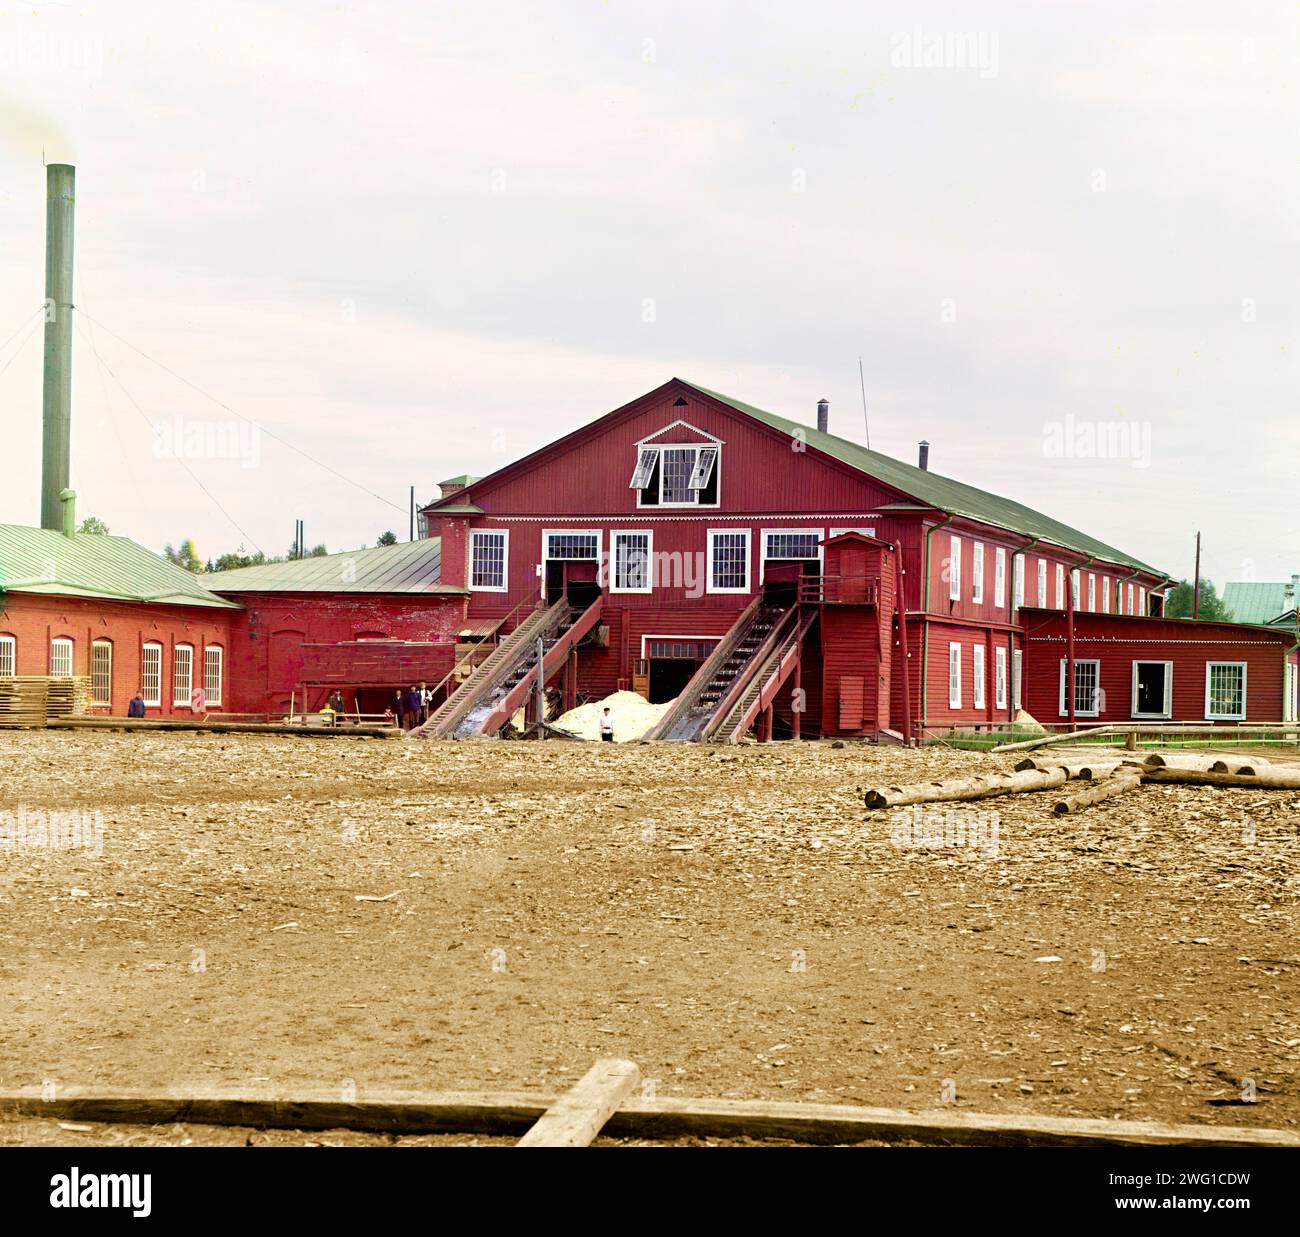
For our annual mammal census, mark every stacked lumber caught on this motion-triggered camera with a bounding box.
[0,677,50,727]
[0,675,91,727]
[45,675,91,717]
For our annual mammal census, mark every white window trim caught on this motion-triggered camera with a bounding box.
[994,547,1006,608]
[90,640,112,706]
[995,645,1008,710]
[972,542,985,604]
[0,634,15,677]
[633,440,723,509]
[829,526,877,538]
[1013,648,1023,711]
[542,528,602,564]
[173,643,194,708]
[707,528,751,594]
[948,642,962,709]
[1131,660,1173,720]
[1138,586,1146,616]
[1205,661,1247,721]
[1087,573,1096,613]
[973,644,986,709]
[1127,582,1135,615]
[1055,563,1065,609]
[1037,558,1047,608]
[610,529,654,594]
[759,527,824,584]
[141,642,163,707]
[1103,576,1111,613]
[635,418,723,447]
[469,528,509,593]
[640,633,722,658]
[1059,658,1102,718]
[949,536,962,602]
[50,636,73,677]
[204,645,224,707]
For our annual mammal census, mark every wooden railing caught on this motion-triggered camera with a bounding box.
[800,575,879,605]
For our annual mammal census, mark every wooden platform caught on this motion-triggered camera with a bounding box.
[2,1085,1294,1148]
[44,717,401,739]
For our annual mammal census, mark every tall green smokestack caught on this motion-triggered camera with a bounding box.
[41,163,75,531]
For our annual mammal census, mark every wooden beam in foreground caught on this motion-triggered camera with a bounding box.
[45,718,399,739]
[1,1088,1295,1148]
[516,1058,641,1147]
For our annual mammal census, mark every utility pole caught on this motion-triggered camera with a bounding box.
[1193,531,1202,619]
[535,638,546,738]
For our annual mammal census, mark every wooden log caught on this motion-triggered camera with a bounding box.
[1,1087,1295,1149]
[515,1059,641,1147]
[990,726,1118,753]
[1145,753,1272,776]
[865,767,1068,810]
[1209,757,1271,775]
[1052,773,1142,815]
[1013,756,1136,780]
[1141,767,1300,789]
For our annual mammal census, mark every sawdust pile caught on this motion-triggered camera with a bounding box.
[554,690,673,741]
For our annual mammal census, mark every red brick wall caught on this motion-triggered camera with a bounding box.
[0,592,239,717]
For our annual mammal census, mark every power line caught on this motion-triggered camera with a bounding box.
[0,305,45,359]
[0,314,42,379]
[76,308,408,515]
[75,316,265,555]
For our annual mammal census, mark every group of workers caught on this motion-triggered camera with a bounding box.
[317,684,431,729]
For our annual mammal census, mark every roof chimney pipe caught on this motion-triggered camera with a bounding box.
[41,164,75,531]
[918,440,930,471]
[60,488,77,538]
[816,398,828,434]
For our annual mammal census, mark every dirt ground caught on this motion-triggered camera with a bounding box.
[0,729,1296,1145]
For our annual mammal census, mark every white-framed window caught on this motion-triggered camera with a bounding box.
[1013,649,1023,711]
[469,529,508,592]
[50,637,73,677]
[1087,573,1096,612]
[1059,658,1102,717]
[0,634,14,677]
[948,535,962,601]
[543,529,601,562]
[173,644,194,707]
[1037,558,1047,607]
[204,645,224,706]
[91,641,112,706]
[948,642,962,709]
[994,547,1006,608]
[1013,554,1024,610]
[1070,568,1080,610]
[972,542,985,604]
[973,644,986,709]
[141,643,163,707]
[1103,576,1111,613]
[1131,660,1173,720]
[829,526,877,538]
[707,529,751,593]
[1138,586,1146,616]
[761,528,822,582]
[1127,582,1135,615]
[1055,563,1065,609]
[995,645,1008,710]
[1205,662,1247,720]
[611,530,653,593]
[632,438,720,507]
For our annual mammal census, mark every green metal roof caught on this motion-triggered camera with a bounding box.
[1223,581,1298,625]
[206,538,461,594]
[0,524,240,608]
[439,474,482,488]
[682,380,1164,576]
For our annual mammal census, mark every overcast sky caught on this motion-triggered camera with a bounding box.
[1,0,1296,586]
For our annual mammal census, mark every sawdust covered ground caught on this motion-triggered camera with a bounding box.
[0,729,1296,1144]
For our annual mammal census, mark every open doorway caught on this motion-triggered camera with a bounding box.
[1131,660,1172,719]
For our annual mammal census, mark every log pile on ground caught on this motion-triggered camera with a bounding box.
[866,748,1300,814]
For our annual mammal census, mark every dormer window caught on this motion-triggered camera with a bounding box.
[630,435,720,507]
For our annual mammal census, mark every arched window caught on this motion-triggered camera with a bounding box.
[50,637,74,677]
[141,643,163,707]
[173,644,194,707]
[204,644,224,706]
[91,641,113,706]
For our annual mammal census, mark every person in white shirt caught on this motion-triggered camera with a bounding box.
[599,708,614,742]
